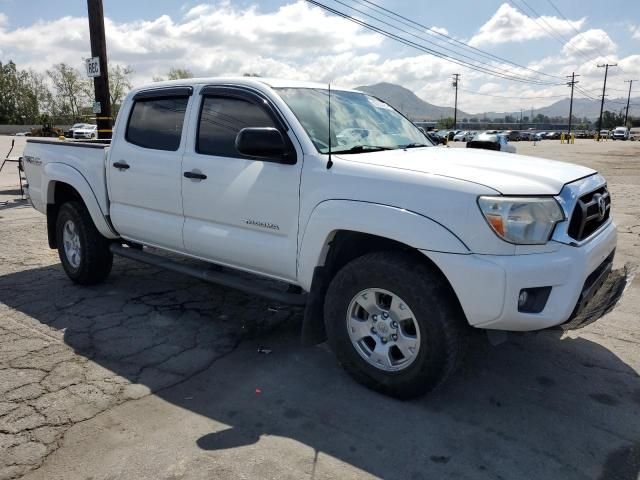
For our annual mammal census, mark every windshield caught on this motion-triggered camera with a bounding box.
[276,88,431,153]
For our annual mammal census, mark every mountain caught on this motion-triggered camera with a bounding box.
[355,82,469,120]
[523,97,639,119]
[356,82,638,121]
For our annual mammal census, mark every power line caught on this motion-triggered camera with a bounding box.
[330,0,558,85]
[306,0,563,86]
[546,0,583,38]
[510,0,602,65]
[458,88,568,99]
[352,0,565,82]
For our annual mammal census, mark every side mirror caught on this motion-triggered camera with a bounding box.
[235,127,291,162]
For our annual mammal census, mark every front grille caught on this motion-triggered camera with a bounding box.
[567,185,611,241]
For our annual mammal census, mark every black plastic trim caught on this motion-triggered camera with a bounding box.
[517,286,552,313]
[133,86,193,100]
[110,244,307,306]
[26,139,109,149]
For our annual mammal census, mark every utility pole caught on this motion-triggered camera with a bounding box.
[596,63,617,140]
[624,80,636,127]
[87,0,112,139]
[452,74,460,130]
[566,72,580,137]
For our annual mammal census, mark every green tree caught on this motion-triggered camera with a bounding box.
[108,64,133,117]
[437,117,455,129]
[47,63,91,121]
[154,68,193,82]
[0,61,52,124]
[601,110,625,129]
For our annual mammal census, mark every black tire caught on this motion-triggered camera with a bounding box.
[324,251,467,399]
[56,201,113,285]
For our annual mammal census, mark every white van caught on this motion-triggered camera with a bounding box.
[612,126,630,141]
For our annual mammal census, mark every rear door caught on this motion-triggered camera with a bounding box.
[181,85,303,281]
[108,87,192,250]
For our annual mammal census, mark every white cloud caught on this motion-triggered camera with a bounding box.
[0,1,635,116]
[562,29,616,59]
[469,3,584,46]
[0,1,382,81]
[428,26,449,36]
[630,24,640,40]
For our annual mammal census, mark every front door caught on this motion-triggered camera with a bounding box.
[181,86,302,281]
[108,88,192,251]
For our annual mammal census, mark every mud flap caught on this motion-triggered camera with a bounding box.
[561,263,636,331]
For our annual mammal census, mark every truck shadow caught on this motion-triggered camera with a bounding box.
[0,257,639,480]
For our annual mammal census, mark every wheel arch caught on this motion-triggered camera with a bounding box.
[298,200,469,291]
[299,200,469,345]
[44,165,118,248]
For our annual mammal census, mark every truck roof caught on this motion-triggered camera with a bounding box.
[129,77,361,96]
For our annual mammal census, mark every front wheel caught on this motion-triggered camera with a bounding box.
[324,251,467,399]
[56,201,113,285]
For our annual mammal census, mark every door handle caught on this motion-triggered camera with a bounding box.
[113,161,130,170]
[184,171,207,180]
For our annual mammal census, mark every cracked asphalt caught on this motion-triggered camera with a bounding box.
[1,136,639,480]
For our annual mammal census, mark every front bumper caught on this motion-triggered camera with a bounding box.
[425,221,621,331]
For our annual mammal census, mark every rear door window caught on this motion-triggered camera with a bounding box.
[126,97,189,151]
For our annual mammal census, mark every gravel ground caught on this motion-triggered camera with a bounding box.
[0,136,639,480]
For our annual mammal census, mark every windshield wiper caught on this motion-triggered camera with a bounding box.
[401,143,429,149]
[331,145,393,154]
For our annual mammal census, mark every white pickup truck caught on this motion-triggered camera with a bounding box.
[22,77,620,398]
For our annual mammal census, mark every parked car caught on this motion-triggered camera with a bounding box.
[573,130,589,139]
[503,130,520,142]
[466,132,516,153]
[599,129,612,139]
[73,124,98,139]
[518,131,534,141]
[612,126,630,141]
[453,131,474,142]
[65,123,89,138]
[545,131,561,140]
[629,128,640,141]
[22,77,621,399]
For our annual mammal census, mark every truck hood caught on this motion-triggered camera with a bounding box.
[336,146,596,195]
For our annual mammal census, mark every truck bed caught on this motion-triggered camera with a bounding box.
[22,139,111,217]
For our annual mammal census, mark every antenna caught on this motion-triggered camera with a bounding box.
[326,83,333,170]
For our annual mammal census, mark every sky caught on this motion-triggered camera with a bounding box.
[0,0,638,114]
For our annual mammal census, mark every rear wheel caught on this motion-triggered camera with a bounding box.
[324,251,467,399]
[56,201,113,285]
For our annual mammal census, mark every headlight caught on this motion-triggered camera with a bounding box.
[478,196,565,245]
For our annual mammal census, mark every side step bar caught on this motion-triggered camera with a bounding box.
[110,244,307,306]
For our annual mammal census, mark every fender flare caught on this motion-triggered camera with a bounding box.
[44,163,119,239]
[297,200,469,290]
